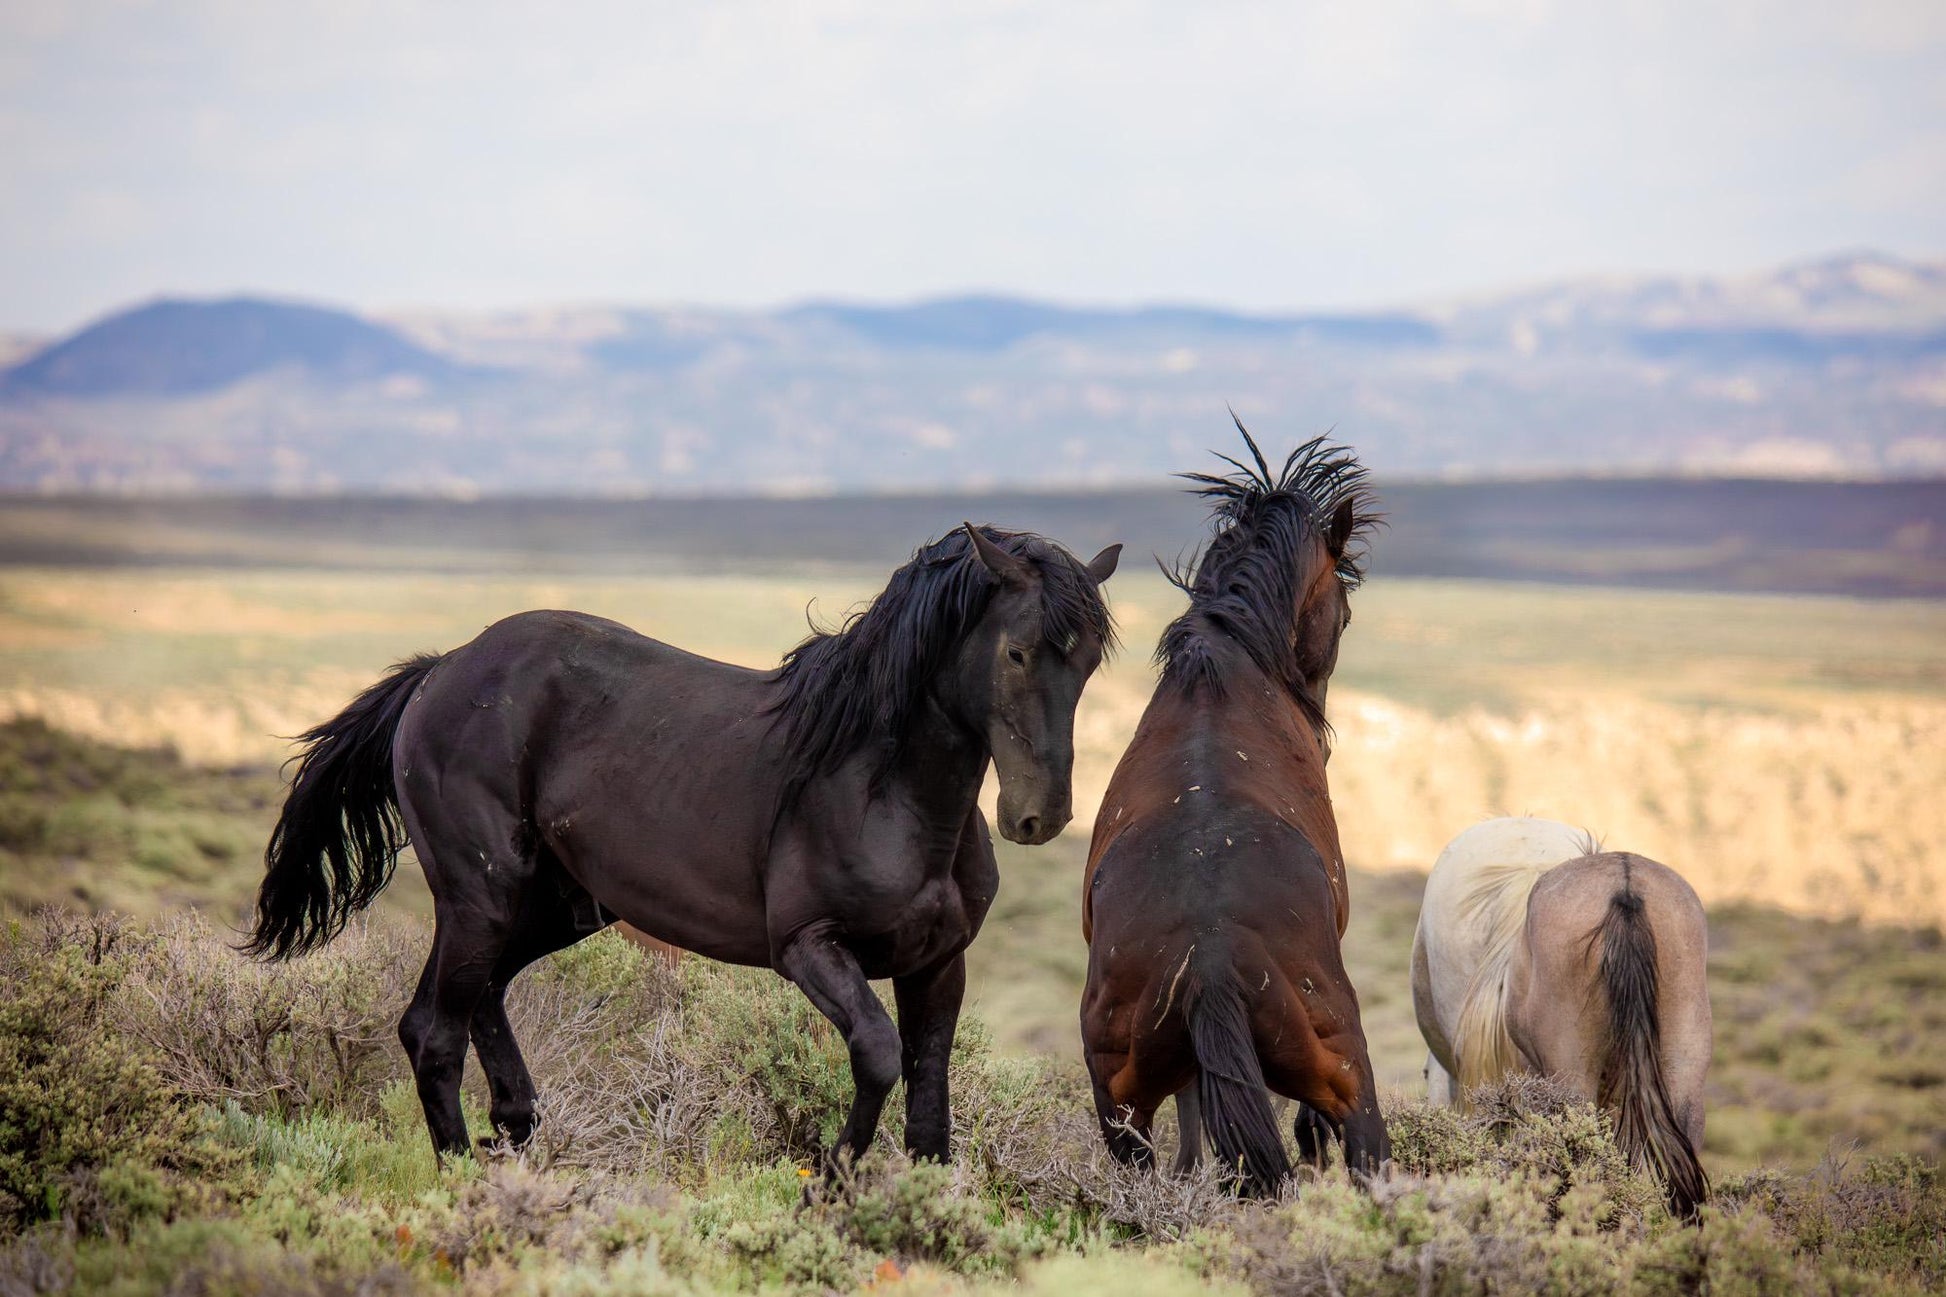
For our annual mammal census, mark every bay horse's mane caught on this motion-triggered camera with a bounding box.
[1157,420,1379,726]
[770,524,1115,800]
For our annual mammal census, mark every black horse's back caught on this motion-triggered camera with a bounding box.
[247,652,443,960]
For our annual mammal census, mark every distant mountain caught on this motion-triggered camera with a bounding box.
[3,253,1943,492]
[1429,251,1946,355]
[777,297,1441,351]
[1,297,458,397]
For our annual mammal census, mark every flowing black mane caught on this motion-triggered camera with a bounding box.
[770,525,1115,800]
[1157,422,1378,721]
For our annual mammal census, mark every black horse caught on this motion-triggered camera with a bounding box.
[248,524,1119,1166]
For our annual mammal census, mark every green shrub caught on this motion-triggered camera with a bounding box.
[1718,1154,1945,1291]
[678,961,858,1160]
[822,1153,1052,1276]
[4,908,1943,1296]
[1386,1100,1491,1177]
[0,917,216,1232]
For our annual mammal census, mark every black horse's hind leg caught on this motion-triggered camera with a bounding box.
[779,932,902,1168]
[893,952,965,1163]
[399,915,508,1159]
[469,872,608,1150]
[394,789,540,1161]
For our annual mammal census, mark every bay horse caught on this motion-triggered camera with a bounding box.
[1411,816,1711,1217]
[247,524,1120,1167]
[1081,426,1389,1196]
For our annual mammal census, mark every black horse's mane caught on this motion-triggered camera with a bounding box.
[1157,421,1379,725]
[770,525,1115,800]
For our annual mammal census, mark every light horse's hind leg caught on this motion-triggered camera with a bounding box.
[1424,1052,1456,1105]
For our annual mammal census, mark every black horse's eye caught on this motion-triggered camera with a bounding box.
[1006,647,1027,666]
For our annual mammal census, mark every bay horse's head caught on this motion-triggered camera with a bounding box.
[957,525,1121,843]
[1162,420,1377,754]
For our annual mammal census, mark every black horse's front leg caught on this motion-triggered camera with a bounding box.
[779,932,903,1167]
[894,952,965,1162]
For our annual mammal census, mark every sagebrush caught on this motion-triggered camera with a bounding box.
[0,910,1940,1295]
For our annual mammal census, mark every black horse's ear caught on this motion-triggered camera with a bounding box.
[963,522,1031,586]
[1325,498,1357,559]
[1086,543,1122,583]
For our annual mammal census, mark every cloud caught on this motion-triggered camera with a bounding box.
[0,0,1941,329]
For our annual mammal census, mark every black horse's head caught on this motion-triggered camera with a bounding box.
[771,523,1119,843]
[952,525,1120,843]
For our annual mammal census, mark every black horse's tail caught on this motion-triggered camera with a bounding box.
[246,653,443,961]
[1187,971,1290,1197]
[1596,878,1709,1219]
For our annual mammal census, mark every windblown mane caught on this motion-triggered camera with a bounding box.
[769,525,1114,803]
[1157,419,1378,726]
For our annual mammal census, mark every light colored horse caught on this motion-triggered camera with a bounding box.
[1411,816,1711,1216]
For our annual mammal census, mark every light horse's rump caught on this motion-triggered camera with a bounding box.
[1411,816,1712,1216]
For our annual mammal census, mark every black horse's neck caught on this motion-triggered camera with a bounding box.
[888,690,991,821]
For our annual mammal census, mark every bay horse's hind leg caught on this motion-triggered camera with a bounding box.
[469,863,611,1150]
[1085,1054,1157,1171]
[1172,1085,1203,1174]
[1292,1102,1335,1170]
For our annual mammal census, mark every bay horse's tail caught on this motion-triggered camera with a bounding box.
[246,653,443,961]
[1595,880,1709,1219]
[1186,972,1289,1196]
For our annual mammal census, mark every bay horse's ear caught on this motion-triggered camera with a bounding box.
[1325,498,1357,560]
[1086,543,1122,584]
[962,522,1032,586]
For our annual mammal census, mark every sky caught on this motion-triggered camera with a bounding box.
[1,0,1942,333]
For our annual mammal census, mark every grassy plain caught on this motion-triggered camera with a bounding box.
[1,552,1943,1293]
[2,562,1942,923]
[0,564,1941,1175]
